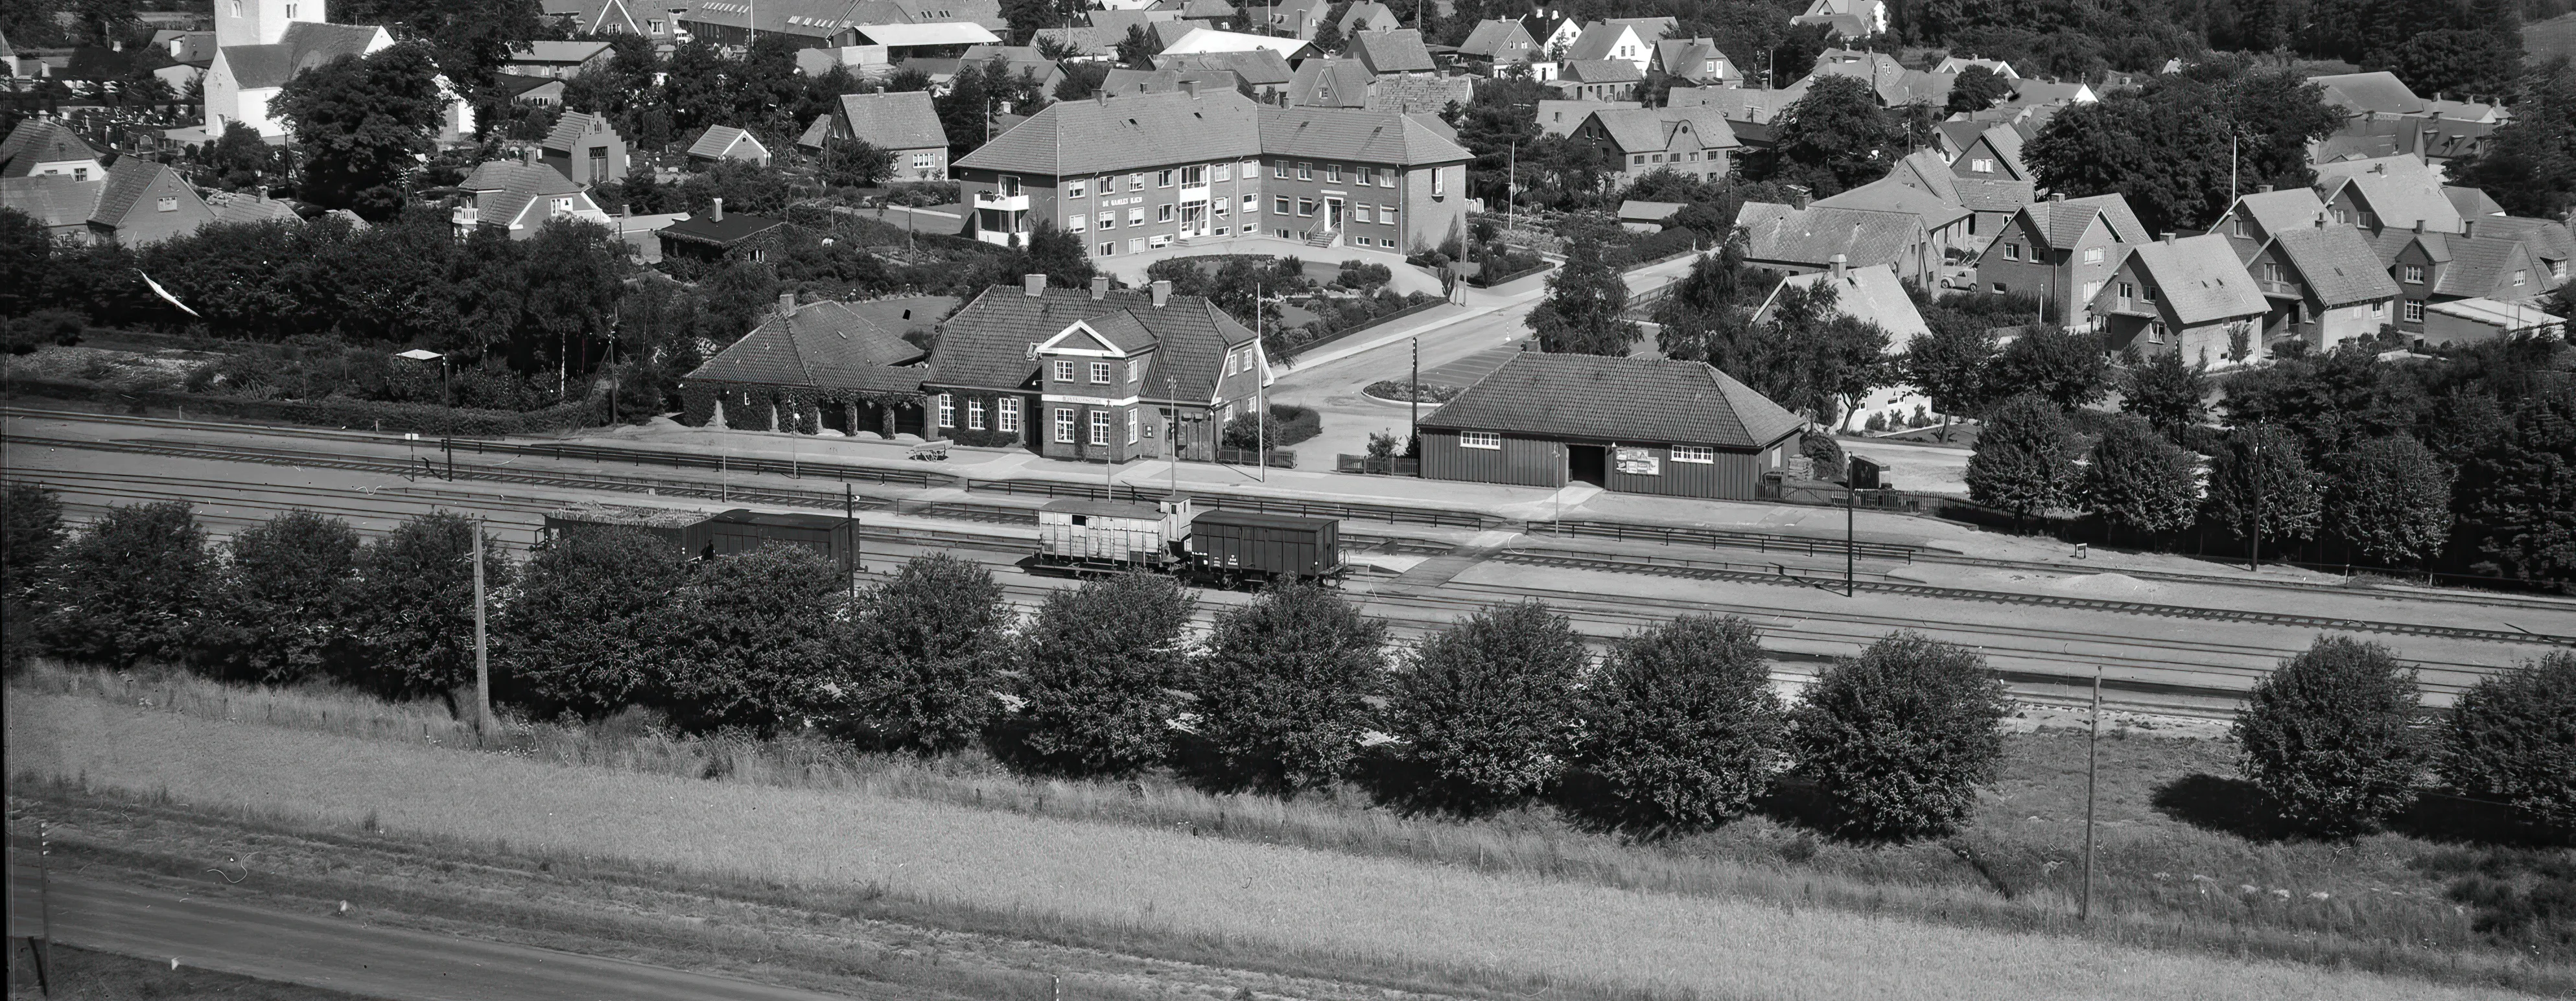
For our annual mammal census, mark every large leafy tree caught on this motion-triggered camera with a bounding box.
[1731,279,1890,428]
[1651,237,1759,365]
[662,544,845,733]
[1444,76,1545,208]
[1994,325,2109,409]
[336,0,542,97]
[2378,29,2519,102]
[353,511,512,700]
[1381,601,1587,816]
[1188,582,1388,796]
[1527,228,1640,356]
[2455,387,2576,584]
[838,554,1011,755]
[0,208,50,317]
[2203,424,2326,565]
[202,510,364,685]
[1945,65,2011,115]
[2120,349,2209,444]
[2027,58,2342,235]
[1750,75,1901,197]
[272,43,449,219]
[1963,393,2077,525]
[819,136,895,190]
[45,501,209,669]
[2325,436,2453,568]
[1788,632,2010,841]
[514,218,630,382]
[1562,614,1784,837]
[2,483,65,669]
[2442,651,2576,829]
[1900,315,1998,429]
[2234,636,2428,838]
[2076,413,2201,542]
[1011,573,1194,777]
[2455,62,2576,218]
[497,526,686,721]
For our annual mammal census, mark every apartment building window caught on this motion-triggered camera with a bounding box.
[1357,166,1374,185]
[1126,359,1142,382]
[998,397,1021,432]
[1297,198,1316,216]
[1158,204,1175,222]
[1380,205,1395,225]
[1158,170,1175,187]
[2402,264,2424,284]
[1214,164,1230,181]
[1070,214,1086,233]
[1355,205,1374,224]
[1129,173,1145,191]
[2083,247,2103,264]
[1097,211,1115,230]
[1052,360,1075,382]
[1325,164,1341,182]
[1273,159,1289,178]
[1054,408,1075,443]
[1099,241,1116,256]
[1127,408,1140,444]
[1242,194,1258,211]
[1089,410,1110,446]
[936,394,955,428]
[1213,198,1229,217]
[1068,178,1088,198]
[1243,159,1259,176]
[1128,208,1145,225]
[1276,196,1291,214]
[1090,361,1111,384]
[1460,430,1501,449]
[967,398,986,430]
[1183,165,1206,185]
[1296,162,1313,179]
[1671,445,1714,463]
[2404,299,2424,322]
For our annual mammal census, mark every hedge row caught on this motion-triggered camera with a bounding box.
[4,375,605,436]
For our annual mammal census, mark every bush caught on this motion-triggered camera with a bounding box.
[497,526,688,721]
[43,500,211,669]
[1363,379,1462,404]
[1788,632,2010,841]
[2077,413,2201,540]
[6,308,84,353]
[1186,582,1388,796]
[2233,636,2430,838]
[660,544,847,735]
[1379,601,1587,816]
[200,510,363,685]
[1801,430,1846,483]
[1,374,607,435]
[2442,651,2576,829]
[2,483,65,670]
[837,553,1011,754]
[1964,393,2076,525]
[1006,573,1194,778]
[1331,260,1394,290]
[1221,404,1321,449]
[1561,615,1785,836]
[351,512,512,701]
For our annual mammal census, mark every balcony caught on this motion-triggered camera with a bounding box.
[974,189,1029,211]
[1178,183,1211,204]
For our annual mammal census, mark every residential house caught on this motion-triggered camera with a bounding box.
[1156,27,1314,60]
[2446,185,2504,220]
[1971,192,2149,327]
[2311,71,2427,119]
[0,159,214,245]
[1792,0,1885,38]
[1784,49,1950,106]
[1650,38,1731,85]
[657,198,793,265]
[1949,122,2030,181]
[1751,255,1936,430]
[1525,14,1582,57]
[922,275,1266,462]
[0,119,102,180]
[797,91,948,181]
[1737,201,1936,286]
[1561,21,1652,74]
[1153,0,1238,27]
[1248,0,1328,38]
[1536,98,1635,136]
[1418,353,1804,498]
[453,159,613,238]
[2372,224,2549,334]
[204,189,299,225]
[2092,234,2269,366]
[949,89,1470,255]
[1932,54,2016,77]
[501,39,612,78]
[539,0,644,38]
[686,125,772,167]
[1572,105,1738,184]
[1288,58,1469,111]
[498,74,566,106]
[1549,58,1641,101]
[1105,66,1245,96]
[1455,18,1536,69]
[540,111,628,187]
[1153,49,1294,100]
[2004,78,2094,106]
[2210,185,2331,260]
[1812,174,1973,264]
[2470,214,2576,287]
[959,43,1066,93]
[1346,29,1432,75]
[1882,148,2027,244]
[683,292,935,438]
[1617,200,1685,233]
[1336,1,1400,34]
[2242,223,2402,351]
[2315,154,2460,233]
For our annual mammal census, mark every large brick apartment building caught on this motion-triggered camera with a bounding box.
[949,87,1472,256]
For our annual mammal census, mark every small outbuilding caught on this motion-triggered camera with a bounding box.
[2420,297,2568,347]
[1417,352,1805,499]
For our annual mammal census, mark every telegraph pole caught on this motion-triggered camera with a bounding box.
[845,482,858,588]
[2248,439,2264,571]
[2081,669,2102,922]
[1409,335,1420,450]
[1844,459,1856,597]
[471,518,492,737]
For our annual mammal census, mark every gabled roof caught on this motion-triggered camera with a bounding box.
[2315,154,2460,233]
[1952,178,2033,213]
[2224,187,2329,240]
[830,90,945,151]
[1960,123,2028,177]
[205,190,299,225]
[1558,58,1641,84]
[1814,174,1970,231]
[2124,235,2267,325]
[1101,67,1239,96]
[1600,16,1676,40]
[1420,353,1803,449]
[1335,1,1399,34]
[2266,225,2402,306]
[1583,106,1737,154]
[1652,38,1727,80]
[507,40,612,64]
[1756,264,1932,347]
[89,160,184,227]
[1561,22,1637,62]
[2020,193,2145,249]
[2444,185,2505,219]
[686,298,930,394]
[1884,149,1958,203]
[542,111,618,153]
[660,210,789,245]
[925,284,1256,401]
[1736,201,1925,269]
[1538,98,1635,136]
[2473,215,2576,266]
[2005,78,2092,106]
[1457,19,1534,59]
[2432,236,2538,298]
[0,119,97,178]
[957,88,1261,174]
[1289,57,1374,106]
[1153,49,1294,86]
[1932,54,2017,78]
[460,159,587,230]
[218,21,384,89]
[1618,200,1685,223]
[1258,105,1469,163]
[686,124,767,160]
[0,175,104,228]
[1158,27,1310,57]
[2310,71,2426,117]
[1346,29,1431,74]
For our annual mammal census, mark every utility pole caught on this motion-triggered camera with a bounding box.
[2248,439,2264,571]
[471,518,492,737]
[1409,335,1420,454]
[845,482,858,588]
[2081,669,2102,922]
[1505,138,1516,234]
[1845,458,1856,597]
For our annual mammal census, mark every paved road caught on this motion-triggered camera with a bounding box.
[5,864,862,1001]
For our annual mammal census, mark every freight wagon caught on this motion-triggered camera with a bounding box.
[540,506,700,553]
[1033,495,1343,587]
[1189,509,1342,587]
[1036,497,1194,572]
[685,509,858,573]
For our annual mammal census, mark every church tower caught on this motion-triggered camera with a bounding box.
[215,0,325,48]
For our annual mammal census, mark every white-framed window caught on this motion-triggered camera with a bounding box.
[1357,166,1374,185]
[1971,157,1994,172]
[1068,178,1088,198]
[1053,360,1075,383]
[1213,198,1230,216]
[1275,196,1291,214]
[1325,164,1341,182]
[2402,264,2424,284]
[2230,216,2246,237]
[967,398,986,430]
[1099,241,1116,256]
[1054,408,1075,443]
[1244,159,1259,176]
[1298,198,1315,216]
[1296,162,1313,179]
[1128,208,1145,225]
[1088,410,1110,445]
[2142,284,2158,303]
[1127,408,1140,444]
[1672,445,1715,463]
[156,196,177,212]
[2148,321,2166,343]
[936,393,955,428]
[1158,204,1174,222]
[1126,359,1142,382]
[2371,300,2387,317]
[230,0,240,14]
[1433,169,1446,197]
[1158,170,1175,187]
[2081,280,2102,300]
[2004,243,2020,261]
[2514,269,2529,286]
[1090,361,1111,384]
[2404,299,2424,322]
[912,152,935,169]
[1273,159,1288,178]
[1070,214,1086,233]
[1223,351,1237,375]
[1242,194,1258,211]
[1214,163,1231,182]
[1459,430,1501,449]
[1098,211,1116,229]
[1181,165,1205,185]
[2120,281,2135,299]
[999,397,1022,432]
[1381,204,1395,225]
[1355,205,1374,224]
[2083,247,2103,264]
[1355,236,1372,246]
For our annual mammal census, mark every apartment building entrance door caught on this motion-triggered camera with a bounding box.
[1181,201,1208,236]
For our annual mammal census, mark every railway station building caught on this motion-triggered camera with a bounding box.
[677,292,953,436]
[1416,353,1805,500]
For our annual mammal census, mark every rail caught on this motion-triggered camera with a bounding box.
[1528,519,1917,562]
[437,437,950,488]
[960,477,1494,528]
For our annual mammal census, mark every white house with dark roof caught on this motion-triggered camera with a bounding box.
[452,159,612,238]
[0,119,102,180]
[797,91,948,180]
[1335,1,1399,35]
[1650,38,1732,85]
[2092,233,2271,367]
[1792,0,1884,38]
[1560,21,1652,73]
[686,125,772,167]
[201,0,473,142]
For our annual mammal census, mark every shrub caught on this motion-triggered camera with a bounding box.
[1007,573,1194,778]
[2325,435,2453,568]
[1801,430,1846,483]
[1221,404,1321,449]
[1187,582,1388,796]
[352,512,512,701]
[838,553,1011,754]
[1788,632,2010,841]
[1964,393,2076,525]
[2232,636,2430,838]
[1363,379,1462,403]
[661,544,847,734]
[497,525,688,721]
[200,510,364,685]
[2442,651,2576,829]
[1562,615,1785,836]
[44,500,211,669]
[2203,424,2324,558]
[1379,601,1587,816]
[2,483,65,670]
[2076,413,2201,540]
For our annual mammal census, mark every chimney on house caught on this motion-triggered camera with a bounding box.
[1097,89,1110,104]
[2258,183,2273,193]
[2414,220,2424,235]
[1151,279,1172,306]
[779,292,797,316]
[1182,79,1199,97]
[712,197,725,222]
[2160,232,2175,244]
[2049,191,2064,202]
[2371,163,2386,174]
[1090,275,1110,299]
[2463,219,2474,238]
[1024,273,1047,296]
[1829,253,1847,279]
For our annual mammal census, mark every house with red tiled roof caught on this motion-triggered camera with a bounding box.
[453,159,611,238]
[2242,223,2402,352]
[2092,234,2270,367]
[1419,352,1804,498]
[681,291,943,437]
[1549,58,1642,101]
[1971,191,2148,327]
[1814,172,1973,264]
[1737,200,1936,286]
[797,91,948,181]
[0,159,212,245]
[0,119,102,179]
[1345,29,1433,76]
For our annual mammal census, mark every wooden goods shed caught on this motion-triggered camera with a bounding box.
[1416,353,1805,501]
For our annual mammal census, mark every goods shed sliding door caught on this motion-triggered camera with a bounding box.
[1420,431,1566,488]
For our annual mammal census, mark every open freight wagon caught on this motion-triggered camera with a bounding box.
[1034,496,1343,587]
[542,507,859,573]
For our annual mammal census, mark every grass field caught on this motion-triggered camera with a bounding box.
[7,678,2568,1001]
[6,943,377,1000]
[2527,14,2576,64]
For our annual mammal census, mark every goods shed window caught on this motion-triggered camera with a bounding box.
[999,397,1021,432]
[1460,431,1501,449]
[1672,445,1714,463]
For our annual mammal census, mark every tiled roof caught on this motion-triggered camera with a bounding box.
[1562,23,1633,62]
[220,21,383,89]
[89,159,185,227]
[688,125,764,160]
[508,40,611,63]
[1737,201,1923,269]
[831,90,945,151]
[956,89,1261,174]
[1257,105,1469,164]
[1153,49,1293,86]
[1289,57,1374,107]
[1101,67,1236,95]
[1559,58,1641,84]
[1790,12,1869,38]
[1652,38,1726,80]
[0,119,96,178]
[1347,29,1432,74]
[2127,235,2266,325]
[1619,200,1685,222]
[2310,71,2425,116]
[1421,353,1803,449]
[1885,149,1958,202]
[2227,187,2328,239]
[2444,185,2505,220]
[924,284,1256,400]
[460,159,585,231]
[2023,194,2145,249]
[205,190,299,225]
[2474,214,2576,266]
[1952,178,2032,212]
[1537,98,1633,136]
[661,211,789,245]
[2267,225,2401,306]
[1364,75,1472,115]
[2006,78,2090,106]
[0,174,104,227]
[1814,175,1970,231]
[543,111,616,153]
[2435,236,2535,298]
[1029,25,1118,56]
[1585,106,1735,154]
[1972,123,2026,176]
[1335,1,1398,33]
[1601,16,1676,40]
[686,298,930,393]
[2315,155,2460,233]
[1457,19,1532,58]
[1759,265,1932,346]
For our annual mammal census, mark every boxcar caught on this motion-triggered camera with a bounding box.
[1188,509,1342,585]
[541,512,693,553]
[685,509,857,572]
[1036,496,1195,572]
